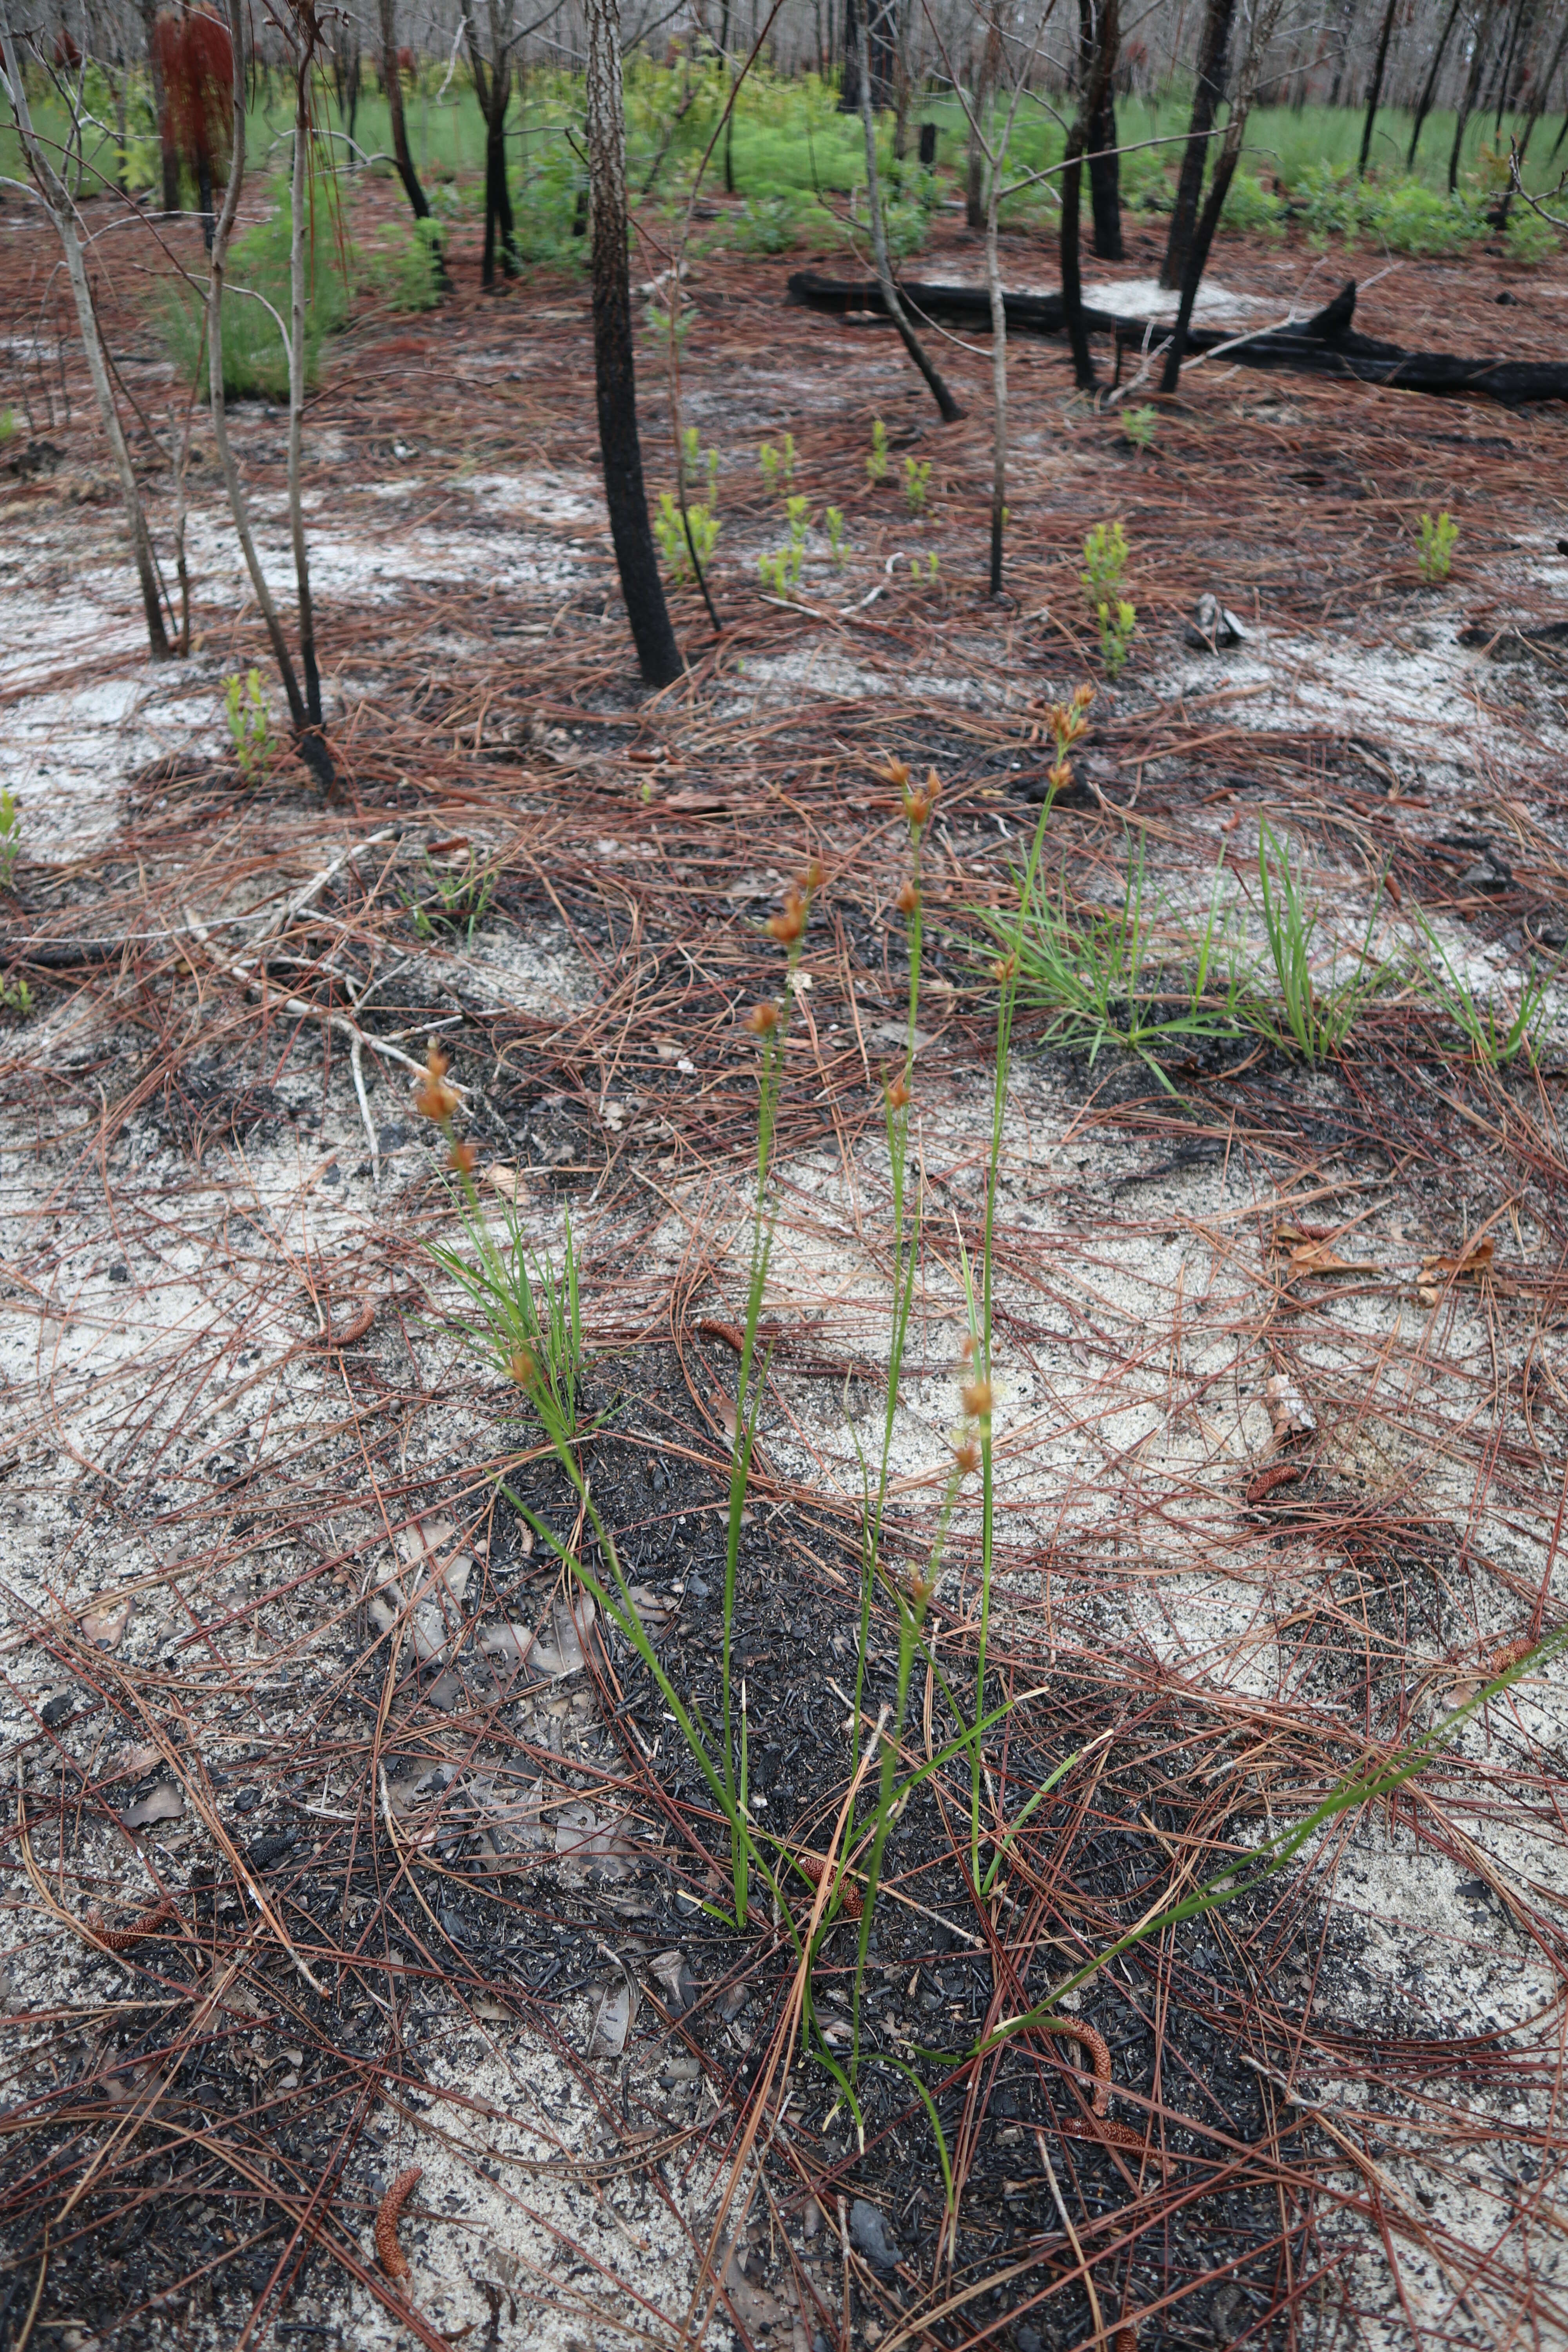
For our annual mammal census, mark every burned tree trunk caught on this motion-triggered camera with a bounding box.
[1407,0,1465,167]
[1081,0,1122,260]
[1161,0,1234,290]
[1160,0,1286,394]
[1448,5,1495,191]
[461,0,519,288]
[1357,0,1401,173]
[583,0,682,688]
[377,0,431,220]
[1060,0,1118,388]
[840,0,862,110]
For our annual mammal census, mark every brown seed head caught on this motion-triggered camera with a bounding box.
[766,887,806,945]
[1073,681,1095,710]
[908,1567,935,1611]
[958,1333,976,1364]
[799,856,826,893]
[508,1345,539,1389]
[412,1040,461,1124]
[886,1074,911,1111]
[447,1139,479,1176]
[875,756,912,791]
[992,953,1018,984]
[744,1001,780,1035]
[1048,760,1073,792]
[896,877,920,916]
[962,1377,995,1420]
[953,1437,981,1477]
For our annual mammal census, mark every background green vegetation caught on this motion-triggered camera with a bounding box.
[5,56,1560,403]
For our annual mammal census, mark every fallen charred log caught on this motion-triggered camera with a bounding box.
[784,273,1568,406]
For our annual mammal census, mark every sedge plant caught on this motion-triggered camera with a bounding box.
[1406,905,1560,1070]
[1255,823,1387,1062]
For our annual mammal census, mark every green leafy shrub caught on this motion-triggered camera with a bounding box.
[1367,180,1482,255]
[1120,147,1174,212]
[1504,204,1559,263]
[730,192,802,252]
[1296,158,1365,244]
[1218,171,1287,239]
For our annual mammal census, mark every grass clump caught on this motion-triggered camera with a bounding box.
[1254,823,1388,1061]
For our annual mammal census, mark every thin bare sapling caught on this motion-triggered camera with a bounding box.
[854,0,964,420]
[206,0,334,788]
[0,0,174,657]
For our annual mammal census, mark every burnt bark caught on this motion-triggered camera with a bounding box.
[461,0,518,287]
[377,0,430,220]
[1081,0,1122,261]
[1407,0,1465,167]
[584,0,682,687]
[1061,0,1119,388]
[1448,5,1495,191]
[1357,0,1399,172]
[840,0,862,110]
[1159,0,1286,394]
[1161,0,1234,290]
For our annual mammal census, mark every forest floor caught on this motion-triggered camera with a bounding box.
[3,172,1568,2352]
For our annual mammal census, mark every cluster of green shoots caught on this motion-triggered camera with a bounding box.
[758,433,796,495]
[655,427,720,589]
[224,670,273,783]
[1081,522,1136,677]
[413,696,1563,2189]
[909,550,939,586]
[1416,509,1459,583]
[865,418,888,484]
[753,441,848,595]
[759,493,812,597]
[1121,405,1158,452]
[902,455,931,517]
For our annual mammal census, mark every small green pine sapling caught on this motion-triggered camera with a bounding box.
[1122,405,1157,450]
[825,506,849,568]
[224,670,273,782]
[908,551,939,584]
[866,418,888,484]
[0,408,15,444]
[759,495,812,598]
[1082,525,1136,677]
[759,432,796,497]
[0,975,32,1017]
[1097,599,1137,675]
[0,788,18,893]
[681,424,719,503]
[903,456,931,517]
[1416,511,1459,583]
[655,492,720,585]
